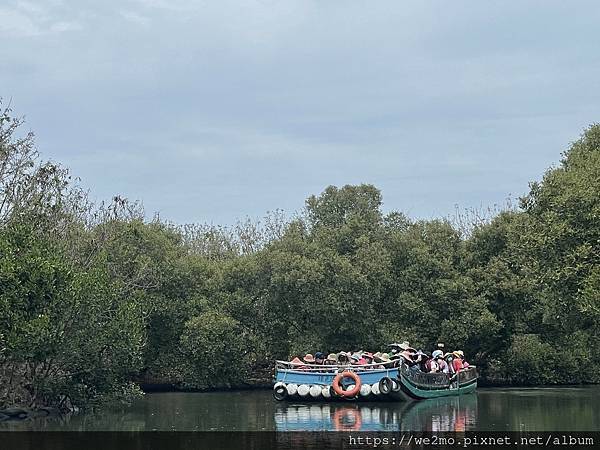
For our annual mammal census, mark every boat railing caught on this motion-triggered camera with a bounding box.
[456,366,478,384]
[275,360,397,372]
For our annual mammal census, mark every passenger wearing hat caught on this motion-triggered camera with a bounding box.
[337,352,350,365]
[290,356,307,371]
[415,350,430,372]
[362,352,375,369]
[452,351,466,372]
[432,350,449,373]
[314,352,325,365]
[325,353,338,368]
[444,353,456,374]
[302,353,315,371]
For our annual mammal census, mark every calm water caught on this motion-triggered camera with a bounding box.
[3,387,600,432]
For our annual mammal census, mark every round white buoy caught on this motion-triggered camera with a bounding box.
[322,386,331,399]
[286,383,298,396]
[309,385,322,398]
[297,384,310,397]
[371,383,381,396]
[360,384,372,397]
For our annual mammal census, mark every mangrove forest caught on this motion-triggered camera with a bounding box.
[1,102,599,411]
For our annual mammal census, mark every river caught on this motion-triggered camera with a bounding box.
[3,386,599,432]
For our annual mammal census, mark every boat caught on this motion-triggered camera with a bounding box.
[397,364,478,400]
[272,360,477,402]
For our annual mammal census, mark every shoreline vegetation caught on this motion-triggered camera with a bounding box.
[1,101,599,414]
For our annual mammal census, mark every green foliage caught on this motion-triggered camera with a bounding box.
[180,310,250,388]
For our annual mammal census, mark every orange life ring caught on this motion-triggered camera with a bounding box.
[332,407,363,431]
[332,371,362,397]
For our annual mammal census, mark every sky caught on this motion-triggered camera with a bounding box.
[1,1,600,225]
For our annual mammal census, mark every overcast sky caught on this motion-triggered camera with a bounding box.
[2,1,600,225]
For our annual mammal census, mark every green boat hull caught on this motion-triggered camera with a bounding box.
[398,366,478,400]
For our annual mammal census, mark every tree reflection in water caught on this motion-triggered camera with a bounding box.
[274,394,478,432]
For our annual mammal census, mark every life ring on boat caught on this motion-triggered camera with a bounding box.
[332,407,362,431]
[379,377,393,395]
[332,371,362,397]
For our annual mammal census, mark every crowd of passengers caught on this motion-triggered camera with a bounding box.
[288,342,470,374]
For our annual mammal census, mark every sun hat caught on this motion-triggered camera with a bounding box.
[398,341,416,353]
[455,350,464,357]
[379,353,391,362]
[327,353,338,362]
[290,357,303,365]
[337,352,349,361]
[350,353,361,361]
[452,351,463,358]
[303,353,315,363]
[432,350,443,359]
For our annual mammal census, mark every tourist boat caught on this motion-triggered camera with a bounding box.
[397,364,478,400]
[272,360,477,402]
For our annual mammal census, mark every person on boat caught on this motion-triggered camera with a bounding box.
[424,353,439,373]
[432,350,449,373]
[350,353,367,367]
[337,352,350,366]
[325,353,338,365]
[444,353,456,374]
[362,352,375,368]
[314,352,325,365]
[372,352,385,369]
[378,352,392,367]
[452,351,465,372]
[452,352,464,373]
[289,356,307,370]
[415,350,430,372]
[455,350,470,368]
[302,353,316,371]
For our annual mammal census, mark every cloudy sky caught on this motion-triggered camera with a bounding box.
[2,1,600,225]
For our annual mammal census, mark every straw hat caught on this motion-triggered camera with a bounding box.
[327,353,338,362]
[452,351,463,358]
[455,350,464,357]
[379,353,391,362]
[337,351,348,359]
[399,341,413,351]
[373,351,382,359]
[303,353,315,363]
[290,357,303,365]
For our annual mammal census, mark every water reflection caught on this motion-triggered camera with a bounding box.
[275,394,478,432]
[3,387,600,432]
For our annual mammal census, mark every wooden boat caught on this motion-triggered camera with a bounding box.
[273,360,477,402]
[397,364,478,400]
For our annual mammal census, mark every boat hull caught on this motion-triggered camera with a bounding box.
[273,364,478,402]
[397,365,478,400]
[274,368,408,402]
